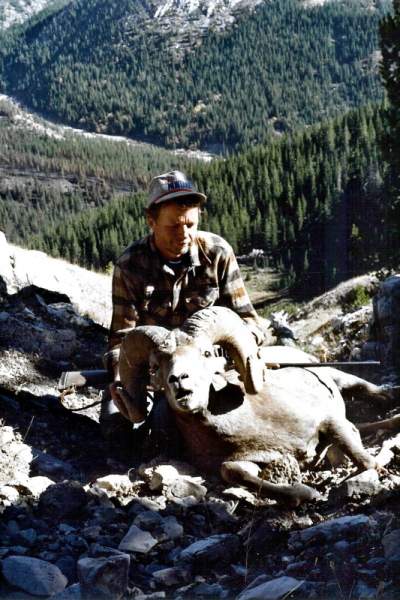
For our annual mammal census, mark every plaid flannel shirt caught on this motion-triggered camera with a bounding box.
[105,230,261,373]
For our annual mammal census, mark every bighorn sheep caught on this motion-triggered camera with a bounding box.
[118,307,387,506]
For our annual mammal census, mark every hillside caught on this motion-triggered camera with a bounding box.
[2,238,400,598]
[0,95,189,248]
[0,0,389,149]
[24,103,389,296]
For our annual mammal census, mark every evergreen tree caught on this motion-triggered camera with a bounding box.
[380,0,400,265]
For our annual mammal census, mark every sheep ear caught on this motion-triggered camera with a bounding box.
[149,367,164,391]
[245,356,265,394]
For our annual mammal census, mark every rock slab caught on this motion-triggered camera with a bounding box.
[78,555,130,599]
[179,534,240,571]
[118,524,158,554]
[238,576,304,600]
[2,555,68,596]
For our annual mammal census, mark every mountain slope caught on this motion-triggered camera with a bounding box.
[26,103,389,296]
[1,0,389,149]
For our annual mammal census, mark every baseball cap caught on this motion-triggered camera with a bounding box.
[147,170,207,209]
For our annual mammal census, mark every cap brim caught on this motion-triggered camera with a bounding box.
[148,190,207,208]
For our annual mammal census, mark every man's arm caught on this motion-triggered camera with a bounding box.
[218,245,265,345]
[104,263,140,381]
[103,264,148,423]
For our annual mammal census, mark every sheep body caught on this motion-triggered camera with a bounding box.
[119,307,380,506]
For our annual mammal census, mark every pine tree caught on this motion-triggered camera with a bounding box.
[379,0,400,265]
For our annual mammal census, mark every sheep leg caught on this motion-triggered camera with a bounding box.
[326,418,378,472]
[357,414,400,435]
[221,460,320,507]
[326,368,400,404]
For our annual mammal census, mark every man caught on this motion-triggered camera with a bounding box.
[101,170,263,450]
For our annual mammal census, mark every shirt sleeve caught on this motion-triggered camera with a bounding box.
[218,246,265,345]
[104,263,140,374]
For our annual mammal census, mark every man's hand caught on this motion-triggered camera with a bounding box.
[110,382,146,423]
[244,320,265,346]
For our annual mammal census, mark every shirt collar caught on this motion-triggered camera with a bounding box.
[148,233,205,270]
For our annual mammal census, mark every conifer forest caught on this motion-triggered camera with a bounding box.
[0,0,399,298]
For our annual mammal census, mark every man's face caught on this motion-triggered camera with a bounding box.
[148,202,200,260]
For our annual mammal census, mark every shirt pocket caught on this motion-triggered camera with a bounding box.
[184,286,219,312]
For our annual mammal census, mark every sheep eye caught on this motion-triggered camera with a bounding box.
[149,366,159,375]
[203,350,212,358]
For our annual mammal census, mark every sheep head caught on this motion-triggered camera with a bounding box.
[155,334,224,413]
[118,307,265,415]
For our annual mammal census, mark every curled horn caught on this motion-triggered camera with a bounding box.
[181,307,264,394]
[119,326,172,414]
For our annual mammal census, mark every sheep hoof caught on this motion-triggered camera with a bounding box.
[288,483,321,506]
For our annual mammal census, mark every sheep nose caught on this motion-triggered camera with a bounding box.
[168,373,189,385]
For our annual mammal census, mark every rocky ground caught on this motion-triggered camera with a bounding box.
[1,243,400,599]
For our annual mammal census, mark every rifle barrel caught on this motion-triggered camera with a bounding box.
[58,362,381,391]
[274,361,380,368]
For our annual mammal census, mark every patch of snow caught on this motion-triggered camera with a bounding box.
[0,94,216,162]
[0,0,55,29]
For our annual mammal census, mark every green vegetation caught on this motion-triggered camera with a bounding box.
[0,110,186,243]
[379,0,400,267]
[0,1,398,301]
[0,0,387,149]
[20,103,389,297]
[341,285,372,312]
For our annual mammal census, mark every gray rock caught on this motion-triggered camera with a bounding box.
[160,516,184,541]
[134,510,164,531]
[179,534,240,571]
[351,581,378,599]
[370,274,400,385]
[59,524,77,534]
[64,534,89,552]
[285,561,308,577]
[1,314,77,359]
[152,566,192,587]
[0,484,20,504]
[82,525,102,541]
[78,555,130,600]
[385,554,400,580]
[169,478,207,500]
[94,475,134,495]
[330,469,383,501]
[18,476,54,498]
[2,555,67,596]
[32,450,78,481]
[7,545,29,555]
[0,426,32,486]
[288,515,374,549]
[0,234,111,327]
[356,569,377,584]
[134,593,166,599]
[6,519,20,535]
[55,556,77,584]
[53,583,82,600]
[16,528,37,547]
[333,540,351,555]
[191,582,229,597]
[118,524,158,554]
[0,426,14,445]
[382,529,400,557]
[89,544,131,559]
[38,481,88,519]
[237,576,304,600]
